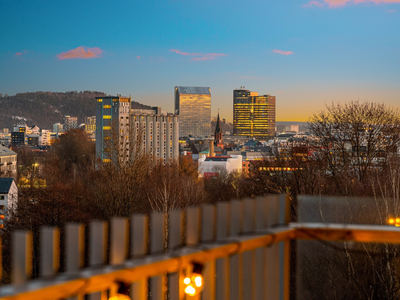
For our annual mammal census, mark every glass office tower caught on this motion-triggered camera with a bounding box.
[233,89,276,140]
[175,86,211,137]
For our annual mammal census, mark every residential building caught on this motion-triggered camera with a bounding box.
[11,132,24,147]
[0,178,18,228]
[40,130,51,146]
[95,96,179,164]
[85,116,96,132]
[0,145,17,178]
[233,88,276,140]
[198,155,242,178]
[175,86,211,137]
[131,110,179,162]
[63,115,78,131]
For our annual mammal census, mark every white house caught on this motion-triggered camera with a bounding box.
[0,178,18,228]
[198,155,242,178]
[0,144,17,178]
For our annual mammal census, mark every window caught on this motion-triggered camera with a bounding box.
[0,205,4,209]
[103,159,111,163]
[103,115,111,119]
[0,196,4,200]
[103,105,111,108]
[97,98,103,102]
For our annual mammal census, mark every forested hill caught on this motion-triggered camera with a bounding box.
[0,91,151,130]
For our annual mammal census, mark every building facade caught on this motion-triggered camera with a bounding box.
[0,178,18,228]
[96,96,179,164]
[233,89,276,140]
[198,155,242,178]
[175,86,211,137]
[0,145,17,178]
[63,115,78,131]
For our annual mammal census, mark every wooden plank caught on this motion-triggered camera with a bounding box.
[242,199,255,300]
[110,218,128,265]
[169,210,184,300]
[130,214,148,300]
[187,207,200,245]
[88,221,108,300]
[229,200,242,300]
[66,223,84,273]
[278,194,290,300]
[65,223,84,300]
[216,202,229,300]
[12,231,32,285]
[202,205,215,242]
[150,212,166,300]
[201,205,215,300]
[265,195,280,300]
[255,197,267,300]
[41,227,60,277]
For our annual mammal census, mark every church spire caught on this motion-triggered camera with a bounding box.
[214,111,223,148]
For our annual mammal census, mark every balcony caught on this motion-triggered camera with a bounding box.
[0,195,398,300]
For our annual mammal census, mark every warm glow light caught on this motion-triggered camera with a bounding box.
[108,294,131,300]
[389,218,395,224]
[194,276,202,287]
[184,277,191,285]
[396,218,400,223]
[185,286,196,296]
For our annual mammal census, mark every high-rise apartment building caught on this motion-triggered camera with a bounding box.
[174,86,211,137]
[233,89,276,140]
[96,96,179,164]
[63,116,78,131]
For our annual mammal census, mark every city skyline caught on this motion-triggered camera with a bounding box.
[1,0,399,122]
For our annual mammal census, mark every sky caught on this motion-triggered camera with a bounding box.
[0,0,399,122]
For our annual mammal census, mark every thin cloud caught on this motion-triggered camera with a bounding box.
[136,56,141,59]
[57,46,102,60]
[309,0,400,7]
[273,49,294,55]
[170,49,227,61]
[15,50,28,56]
[303,1,324,7]
[388,8,396,11]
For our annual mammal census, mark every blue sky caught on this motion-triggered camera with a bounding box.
[0,0,399,121]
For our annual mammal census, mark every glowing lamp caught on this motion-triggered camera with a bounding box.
[108,282,131,300]
[183,262,204,297]
[389,218,395,224]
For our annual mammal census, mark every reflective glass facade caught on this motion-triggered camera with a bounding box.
[233,89,276,140]
[175,87,211,137]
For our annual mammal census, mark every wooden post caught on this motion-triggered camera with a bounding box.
[41,227,60,277]
[169,209,184,300]
[88,221,108,300]
[242,199,255,300]
[110,217,128,265]
[278,194,290,300]
[130,214,149,300]
[201,205,215,300]
[216,202,230,300]
[12,231,32,285]
[66,223,84,300]
[150,212,166,300]
[229,200,243,300]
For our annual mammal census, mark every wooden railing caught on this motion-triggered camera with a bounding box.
[0,195,291,300]
[2,194,400,300]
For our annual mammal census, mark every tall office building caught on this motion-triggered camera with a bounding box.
[96,96,179,164]
[96,96,131,163]
[233,89,276,140]
[175,86,211,137]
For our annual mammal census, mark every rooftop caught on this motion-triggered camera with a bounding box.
[176,86,211,95]
[0,178,14,194]
[0,145,16,157]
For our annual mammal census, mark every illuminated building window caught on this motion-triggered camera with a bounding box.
[103,126,111,130]
[103,159,111,163]
[103,115,111,119]
[103,105,111,108]
[97,98,103,102]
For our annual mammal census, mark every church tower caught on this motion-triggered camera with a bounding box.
[214,112,224,149]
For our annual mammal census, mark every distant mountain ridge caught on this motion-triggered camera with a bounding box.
[0,91,151,130]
